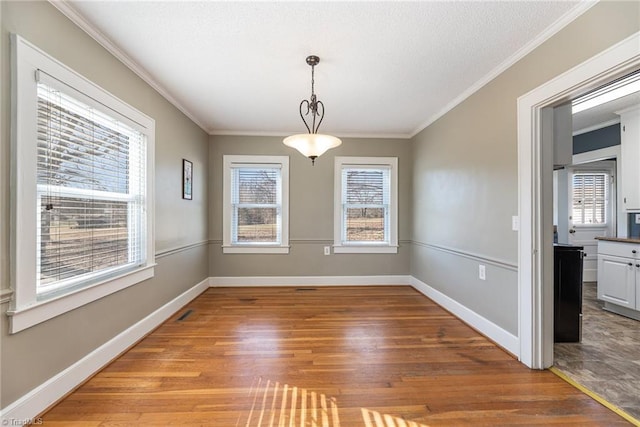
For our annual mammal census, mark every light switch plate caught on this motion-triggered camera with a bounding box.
[512,216,519,231]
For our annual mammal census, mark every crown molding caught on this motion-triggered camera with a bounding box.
[210,129,412,140]
[48,0,209,133]
[49,0,597,140]
[409,0,598,138]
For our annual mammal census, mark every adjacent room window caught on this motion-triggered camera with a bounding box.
[222,155,289,253]
[9,35,155,333]
[571,172,608,225]
[334,157,398,253]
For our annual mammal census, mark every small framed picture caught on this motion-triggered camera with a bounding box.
[182,159,193,200]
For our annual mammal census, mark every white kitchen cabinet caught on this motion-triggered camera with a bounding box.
[597,239,640,320]
[598,254,636,308]
[619,107,640,211]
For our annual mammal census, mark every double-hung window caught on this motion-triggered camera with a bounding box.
[222,155,289,254]
[571,172,608,225]
[9,35,155,333]
[334,157,398,253]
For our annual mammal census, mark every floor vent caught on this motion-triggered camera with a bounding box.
[296,288,317,291]
[176,309,193,321]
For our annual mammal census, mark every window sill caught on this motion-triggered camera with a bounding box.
[222,245,290,254]
[7,264,155,334]
[333,245,398,254]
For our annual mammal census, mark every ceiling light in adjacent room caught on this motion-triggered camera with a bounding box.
[572,71,640,114]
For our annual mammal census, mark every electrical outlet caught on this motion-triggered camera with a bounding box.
[324,246,331,256]
[512,216,519,231]
[479,264,486,281]
[635,214,640,225]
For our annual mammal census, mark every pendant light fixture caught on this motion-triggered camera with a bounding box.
[283,55,342,165]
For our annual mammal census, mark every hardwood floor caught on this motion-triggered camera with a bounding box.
[42,286,628,426]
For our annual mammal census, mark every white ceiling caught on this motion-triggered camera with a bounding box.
[59,0,587,138]
[573,92,640,133]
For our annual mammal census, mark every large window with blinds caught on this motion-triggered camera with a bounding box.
[334,157,398,253]
[10,35,155,333]
[222,155,289,253]
[36,78,147,295]
[572,172,608,225]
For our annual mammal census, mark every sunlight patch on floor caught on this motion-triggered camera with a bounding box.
[238,377,340,427]
[361,408,429,427]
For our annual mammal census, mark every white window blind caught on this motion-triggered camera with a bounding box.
[341,166,390,244]
[36,79,147,296]
[572,173,607,225]
[231,166,282,245]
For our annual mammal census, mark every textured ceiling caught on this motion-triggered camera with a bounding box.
[60,0,587,137]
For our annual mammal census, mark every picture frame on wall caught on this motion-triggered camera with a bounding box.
[182,159,193,200]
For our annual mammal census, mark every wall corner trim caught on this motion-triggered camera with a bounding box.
[0,278,210,423]
[410,277,519,357]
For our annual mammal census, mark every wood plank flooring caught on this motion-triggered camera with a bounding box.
[41,286,628,426]
[554,282,640,419]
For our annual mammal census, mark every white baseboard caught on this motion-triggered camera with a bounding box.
[209,275,412,287]
[0,278,210,424]
[410,276,519,356]
[583,269,597,283]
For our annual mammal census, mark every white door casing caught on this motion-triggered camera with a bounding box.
[517,32,640,369]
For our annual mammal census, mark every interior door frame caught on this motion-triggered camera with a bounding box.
[517,32,640,369]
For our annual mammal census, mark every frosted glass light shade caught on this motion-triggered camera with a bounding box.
[283,133,342,159]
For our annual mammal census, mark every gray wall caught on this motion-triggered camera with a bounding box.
[208,135,412,277]
[573,124,621,154]
[0,1,209,408]
[410,0,640,336]
[2,0,639,414]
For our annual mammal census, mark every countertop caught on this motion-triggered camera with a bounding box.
[595,236,640,244]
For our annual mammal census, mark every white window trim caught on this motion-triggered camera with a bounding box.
[570,170,609,226]
[333,156,398,254]
[8,35,155,334]
[222,155,290,254]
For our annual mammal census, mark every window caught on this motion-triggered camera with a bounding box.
[334,157,398,253]
[572,172,608,225]
[222,155,289,253]
[9,35,155,333]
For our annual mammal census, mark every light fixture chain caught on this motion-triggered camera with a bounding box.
[311,63,315,101]
[310,63,317,132]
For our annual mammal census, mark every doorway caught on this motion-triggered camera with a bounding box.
[516,33,640,369]
[518,32,640,419]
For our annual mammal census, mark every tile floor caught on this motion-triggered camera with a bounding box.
[554,281,640,420]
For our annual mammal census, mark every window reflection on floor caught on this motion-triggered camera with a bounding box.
[238,377,340,427]
[361,408,429,427]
